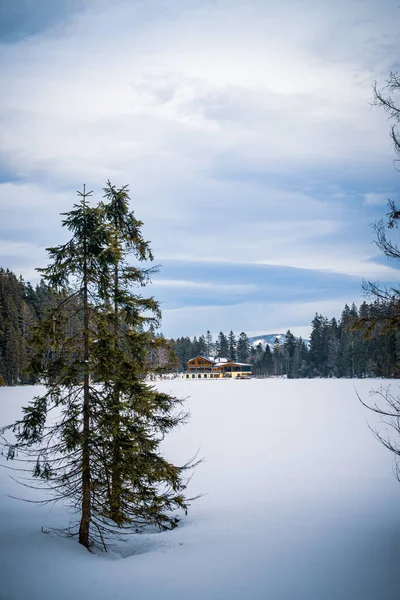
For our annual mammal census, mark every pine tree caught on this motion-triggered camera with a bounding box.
[2,184,193,550]
[100,180,159,525]
[264,344,274,376]
[236,332,250,363]
[228,331,237,361]
[205,330,213,355]
[216,332,229,358]
[197,335,207,354]
[283,330,296,377]
[173,337,194,370]
[309,314,330,376]
[191,336,200,356]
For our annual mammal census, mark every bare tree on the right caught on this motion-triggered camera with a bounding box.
[355,74,400,477]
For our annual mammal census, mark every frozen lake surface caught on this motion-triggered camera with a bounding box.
[1,379,400,600]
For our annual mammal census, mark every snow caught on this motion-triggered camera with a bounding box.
[1,379,400,600]
[249,333,286,349]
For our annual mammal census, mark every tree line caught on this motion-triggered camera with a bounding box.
[171,299,399,378]
[0,273,176,387]
[0,270,54,385]
[2,268,399,384]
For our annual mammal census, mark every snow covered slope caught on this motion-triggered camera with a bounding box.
[248,332,287,348]
[248,333,310,348]
[1,380,400,600]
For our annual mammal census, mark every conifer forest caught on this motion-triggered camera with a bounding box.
[171,299,399,379]
[1,265,398,385]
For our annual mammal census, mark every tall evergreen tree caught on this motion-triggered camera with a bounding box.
[2,185,192,550]
[100,180,159,524]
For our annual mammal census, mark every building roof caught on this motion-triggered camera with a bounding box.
[213,361,252,368]
[187,355,252,368]
[230,362,252,366]
[187,354,214,363]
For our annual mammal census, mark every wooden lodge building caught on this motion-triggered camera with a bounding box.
[186,353,252,379]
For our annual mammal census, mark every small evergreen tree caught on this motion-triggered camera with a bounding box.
[283,330,296,377]
[197,335,207,354]
[173,337,194,370]
[236,332,250,363]
[216,332,229,358]
[273,337,282,375]
[192,336,200,356]
[228,331,237,361]
[309,315,330,376]
[205,330,213,355]
[264,344,274,376]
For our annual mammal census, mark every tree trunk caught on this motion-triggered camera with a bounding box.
[79,229,91,549]
[110,263,122,524]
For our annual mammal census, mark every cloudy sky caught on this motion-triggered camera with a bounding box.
[1,0,400,339]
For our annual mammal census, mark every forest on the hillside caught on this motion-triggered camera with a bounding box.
[1,264,398,385]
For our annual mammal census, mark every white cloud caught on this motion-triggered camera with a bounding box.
[152,279,256,292]
[0,240,42,258]
[0,240,47,282]
[256,249,399,280]
[0,0,395,185]
[0,182,71,210]
[1,0,399,335]
[363,192,391,205]
[161,296,364,340]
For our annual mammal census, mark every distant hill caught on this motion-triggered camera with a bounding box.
[248,333,309,348]
[248,333,286,348]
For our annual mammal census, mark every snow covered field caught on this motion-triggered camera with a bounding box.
[1,379,400,600]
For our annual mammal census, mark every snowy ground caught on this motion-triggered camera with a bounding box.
[1,379,400,600]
